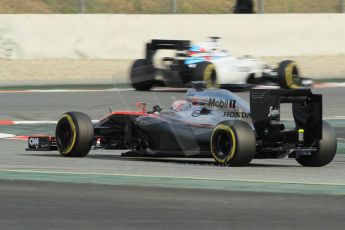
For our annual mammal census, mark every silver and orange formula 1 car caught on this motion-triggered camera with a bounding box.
[27,84,336,166]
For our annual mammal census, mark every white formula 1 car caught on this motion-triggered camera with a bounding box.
[130,37,313,91]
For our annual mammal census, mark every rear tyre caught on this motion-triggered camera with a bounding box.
[296,121,337,167]
[130,59,155,91]
[277,60,301,89]
[55,111,94,157]
[210,120,256,166]
[192,61,219,88]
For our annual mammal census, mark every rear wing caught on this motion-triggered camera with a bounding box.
[145,39,190,62]
[250,88,322,144]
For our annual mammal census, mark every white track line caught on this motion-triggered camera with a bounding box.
[29,88,133,93]
[0,88,134,93]
[0,133,16,139]
[12,121,56,124]
[0,120,101,125]
[313,82,345,88]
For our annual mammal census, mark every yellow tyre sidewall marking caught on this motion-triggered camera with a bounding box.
[203,64,218,88]
[285,62,298,89]
[210,124,236,164]
[59,114,77,155]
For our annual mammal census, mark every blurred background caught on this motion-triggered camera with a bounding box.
[0,0,344,86]
[0,0,344,14]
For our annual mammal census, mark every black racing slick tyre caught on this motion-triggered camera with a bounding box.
[55,111,94,157]
[296,121,337,167]
[277,60,301,89]
[130,59,155,91]
[192,61,219,88]
[210,120,256,166]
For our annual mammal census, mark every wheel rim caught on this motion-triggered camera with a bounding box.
[210,124,236,164]
[203,64,218,88]
[285,62,300,88]
[56,115,76,154]
[215,131,232,158]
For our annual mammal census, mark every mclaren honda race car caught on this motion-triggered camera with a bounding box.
[27,84,336,167]
[130,37,313,91]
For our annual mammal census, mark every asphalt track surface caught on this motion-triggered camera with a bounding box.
[1,87,345,229]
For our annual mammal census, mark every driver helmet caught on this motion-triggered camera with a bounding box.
[171,100,190,111]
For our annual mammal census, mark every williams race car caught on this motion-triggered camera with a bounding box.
[130,37,313,91]
[27,84,336,167]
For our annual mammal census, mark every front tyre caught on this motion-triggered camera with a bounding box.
[192,61,219,88]
[277,60,301,89]
[296,121,337,167]
[55,111,94,157]
[210,120,256,166]
[130,59,155,91]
